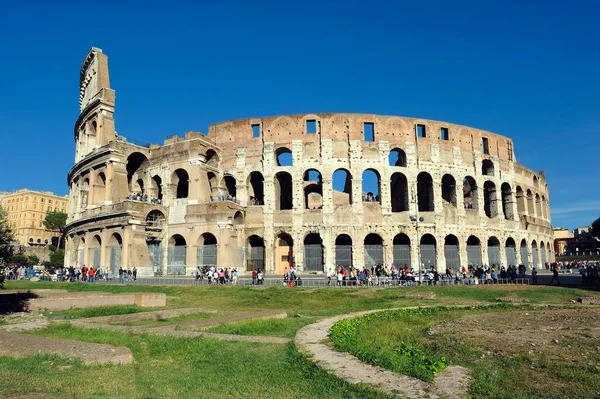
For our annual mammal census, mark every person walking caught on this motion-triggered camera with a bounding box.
[550,265,560,285]
[531,267,538,284]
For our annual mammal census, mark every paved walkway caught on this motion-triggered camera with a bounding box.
[295,308,471,399]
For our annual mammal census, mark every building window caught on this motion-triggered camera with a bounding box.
[440,127,449,141]
[417,124,426,138]
[252,124,261,138]
[364,122,374,142]
[482,137,490,154]
[306,120,317,134]
[507,140,513,161]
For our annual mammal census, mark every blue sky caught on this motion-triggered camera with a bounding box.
[0,1,598,229]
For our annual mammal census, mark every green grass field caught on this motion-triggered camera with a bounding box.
[1,280,597,398]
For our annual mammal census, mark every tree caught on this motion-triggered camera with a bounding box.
[0,206,14,263]
[592,216,600,240]
[43,211,67,250]
[49,249,64,267]
[9,254,28,265]
[28,254,40,266]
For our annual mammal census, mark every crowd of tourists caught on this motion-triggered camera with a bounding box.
[126,193,162,204]
[195,265,239,285]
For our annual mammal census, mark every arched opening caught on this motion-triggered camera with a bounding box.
[541,196,547,219]
[207,172,217,200]
[223,175,237,199]
[540,241,547,266]
[390,172,408,212]
[417,172,434,211]
[91,235,102,269]
[275,233,293,274]
[304,233,324,271]
[109,233,122,275]
[81,178,90,208]
[362,169,381,203]
[535,194,542,218]
[248,172,264,205]
[533,175,539,188]
[197,233,217,266]
[135,178,145,196]
[501,183,513,219]
[483,181,497,218]
[233,211,244,226]
[444,235,460,270]
[304,169,323,209]
[463,176,478,209]
[467,235,482,265]
[482,159,494,176]
[126,152,149,192]
[364,233,383,266]
[389,148,407,167]
[516,186,525,214]
[335,234,353,268]
[488,236,501,267]
[393,233,411,268]
[151,175,163,202]
[146,210,166,229]
[505,238,516,266]
[168,234,187,270]
[526,189,535,215]
[275,172,293,210]
[246,235,265,272]
[332,169,352,206]
[205,149,218,167]
[275,147,293,166]
[93,172,106,204]
[531,240,539,268]
[78,238,85,268]
[173,169,189,199]
[420,234,437,269]
[520,239,529,266]
[441,174,457,207]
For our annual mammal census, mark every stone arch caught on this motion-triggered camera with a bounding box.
[467,235,482,265]
[482,159,494,176]
[304,233,324,272]
[304,169,323,209]
[207,172,217,193]
[275,172,293,210]
[487,236,501,267]
[483,181,498,218]
[535,193,542,218]
[205,149,219,167]
[417,172,434,211]
[135,178,145,195]
[197,233,217,266]
[420,234,437,269]
[463,176,478,209]
[275,147,293,166]
[247,235,265,272]
[332,169,352,206]
[441,174,457,207]
[172,169,189,199]
[146,209,166,229]
[168,234,187,268]
[362,169,381,203]
[93,172,106,204]
[335,234,353,267]
[126,152,149,192]
[444,234,460,270]
[90,234,102,269]
[533,175,539,188]
[390,172,408,212]
[393,233,411,268]
[526,189,535,215]
[81,178,90,208]
[248,171,264,205]
[531,240,539,268]
[275,233,294,274]
[364,233,383,266]
[108,232,123,274]
[540,241,547,266]
[501,183,513,219]
[520,239,529,266]
[151,175,163,201]
[516,186,525,214]
[222,175,237,199]
[233,211,244,226]
[389,148,407,167]
[505,237,516,266]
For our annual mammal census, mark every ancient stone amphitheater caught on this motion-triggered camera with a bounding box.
[64,48,553,276]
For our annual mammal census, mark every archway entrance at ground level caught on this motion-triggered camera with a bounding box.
[505,238,516,266]
[364,234,383,267]
[520,240,528,266]
[392,234,411,268]
[420,234,437,269]
[444,235,460,270]
[335,234,352,268]
[246,235,264,272]
[275,233,293,274]
[467,236,482,265]
[304,233,323,272]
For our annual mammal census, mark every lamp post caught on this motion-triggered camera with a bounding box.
[410,189,424,285]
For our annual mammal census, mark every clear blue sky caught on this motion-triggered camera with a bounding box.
[0,1,598,230]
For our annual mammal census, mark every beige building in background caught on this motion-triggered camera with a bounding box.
[64,48,554,277]
[1,189,69,246]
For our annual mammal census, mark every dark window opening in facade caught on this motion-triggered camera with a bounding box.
[389,148,406,167]
[223,176,237,199]
[441,174,457,207]
[126,152,149,193]
[335,234,353,268]
[362,169,381,204]
[505,237,516,266]
[482,137,489,154]
[275,147,293,166]
[463,176,478,210]
[466,235,482,265]
[304,233,323,271]
[507,140,514,161]
[420,234,437,269]
[233,211,244,226]
[482,159,494,176]
[151,175,162,201]
[247,235,265,272]
[501,183,513,220]
[363,122,374,142]
[275,172,293,210]
[393,233,411,268]
[252,124,260,138]
[440,127,449,141]
[483,181,497,218]
[206,149,219,167]
[444,234,460,270]
[197,233,217,266]
[364,233,383,266]
[304,169,323,210]
[417,124,426,138]
[417,172,434,211]
[332,169,352,206]
[390,172,408,212]
[173,169,189,199]
[248,172,264,205]
[306,120,317,134]
[146,210,166,229]
[488,236,501,267]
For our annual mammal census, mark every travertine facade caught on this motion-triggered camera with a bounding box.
[64,48,554,276]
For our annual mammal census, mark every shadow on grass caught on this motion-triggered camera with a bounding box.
[0,291,37,314]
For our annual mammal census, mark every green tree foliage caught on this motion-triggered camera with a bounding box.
[43,211,67,249]
[49,249,64,267]
[9,254,28,265]
[0,206,14,263]
[592,216,600,240]
[28,254,40,266]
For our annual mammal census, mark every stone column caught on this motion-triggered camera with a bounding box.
[105,162,113,203]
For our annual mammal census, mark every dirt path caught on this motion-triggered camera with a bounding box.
[295,308,471,399]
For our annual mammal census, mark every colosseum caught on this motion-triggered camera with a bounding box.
[64,48,554,277]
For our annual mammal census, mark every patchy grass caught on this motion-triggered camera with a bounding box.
[0,323,391,399]
[42,305,149,320]
[115,311,221,327]
[206,315,317,338]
